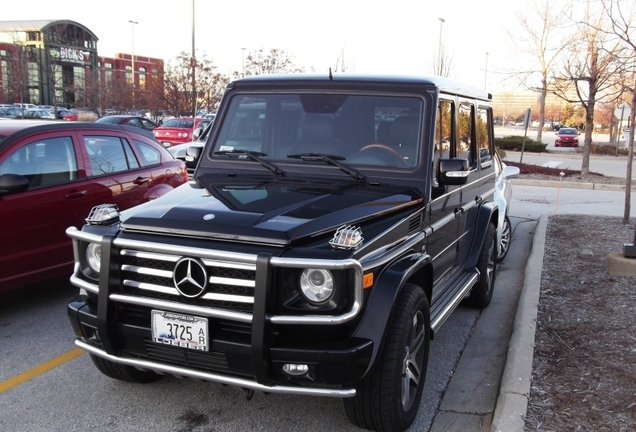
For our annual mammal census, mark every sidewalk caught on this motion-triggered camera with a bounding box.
[489,215,547,431]
[429,216,545,432]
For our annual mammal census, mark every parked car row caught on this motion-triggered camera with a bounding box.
[1,105,75,120]
[0,120,189,292]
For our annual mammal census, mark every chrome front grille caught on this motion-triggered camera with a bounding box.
[119,249,256,312]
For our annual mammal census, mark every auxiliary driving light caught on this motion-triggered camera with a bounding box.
[86,204,119,225]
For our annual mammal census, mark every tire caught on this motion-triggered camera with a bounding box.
[90,354,163,383]
[497,215,512,263]
[465,222,497,308]
[344,284,430,432]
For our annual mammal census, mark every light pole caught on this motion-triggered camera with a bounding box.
[128,20,138,109]
[437,18,445,76]
[192,0,197,118]
[484,52,489,91]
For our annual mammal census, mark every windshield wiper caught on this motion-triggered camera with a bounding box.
[287,153,365,182]
[214,150,284,177]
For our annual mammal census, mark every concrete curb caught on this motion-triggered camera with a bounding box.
[512,179,636,191]
[489,215,548,432]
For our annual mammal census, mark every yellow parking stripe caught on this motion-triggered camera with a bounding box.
[0,348,85,393]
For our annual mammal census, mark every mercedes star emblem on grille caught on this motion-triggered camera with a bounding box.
[173,257,208,298]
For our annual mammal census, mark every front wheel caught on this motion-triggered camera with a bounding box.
[344,284,430,432]
[497,215,512,263]
[465,222,497,308]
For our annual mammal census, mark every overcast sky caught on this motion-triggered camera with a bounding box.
[3,0,542,91]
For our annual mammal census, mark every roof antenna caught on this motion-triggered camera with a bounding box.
[329,67,333,80]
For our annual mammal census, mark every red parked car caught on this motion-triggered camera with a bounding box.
[0,120,188,292]
[555,127,579,147]
[153,117,209,147]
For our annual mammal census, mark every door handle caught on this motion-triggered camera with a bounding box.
[133,177,150,185]
[65,190,88,199]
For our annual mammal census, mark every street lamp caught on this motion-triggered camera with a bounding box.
[128,20,138,108]
[437,17,445,76]
[192,0,197,118]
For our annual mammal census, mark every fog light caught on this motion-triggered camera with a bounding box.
[282,363,309,377]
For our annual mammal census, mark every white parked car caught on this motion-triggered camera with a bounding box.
[493,151,519,262]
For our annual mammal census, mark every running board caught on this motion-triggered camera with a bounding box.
[430,270,479,333]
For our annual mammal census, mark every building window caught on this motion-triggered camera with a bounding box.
[105,63,112,84]
[74,66,85,93]
[139,67,146,89]
[28,62,38,86]
[1,59,12,99]
[126,65,132,85]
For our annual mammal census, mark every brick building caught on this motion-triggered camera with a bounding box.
[0,19,163,108]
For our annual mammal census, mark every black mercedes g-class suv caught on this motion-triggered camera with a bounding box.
[67,74,500,432]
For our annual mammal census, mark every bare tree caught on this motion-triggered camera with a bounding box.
[429,41,454,78]
[596,0,636,223]
[244,48,304,76]
[507,0,573,142]
[163,51,225,116]
[334,46,355,73]
[552,2,632,176]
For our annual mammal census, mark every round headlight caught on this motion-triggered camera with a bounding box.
[86,243,102,273]
[299,269,334,305]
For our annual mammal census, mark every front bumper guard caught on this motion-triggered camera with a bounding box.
[75,339,357,398]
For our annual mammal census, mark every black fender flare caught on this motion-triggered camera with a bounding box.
[462,201,498,269]
[352,252,432,376]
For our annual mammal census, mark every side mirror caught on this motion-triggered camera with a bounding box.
[193,127,202,140]
[502,165,520,180]
[185,145,202,169]
[438,158,470,186]
[0,173,30,196]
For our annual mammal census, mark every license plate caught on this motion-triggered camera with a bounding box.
[151,310,208,351]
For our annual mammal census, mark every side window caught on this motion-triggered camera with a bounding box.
[141,119,156,130]
[477,107,493,169]
[434,99,453,183]
[458,103,474,167]
[84,136,135,175]
[434,99,453,158]
[134,140,161,166]
[128,119,142,128]
[0,137,77,189]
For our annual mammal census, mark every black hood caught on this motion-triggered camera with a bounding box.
[121,176,422,246]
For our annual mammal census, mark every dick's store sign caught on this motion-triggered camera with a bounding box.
[59,47,86,64]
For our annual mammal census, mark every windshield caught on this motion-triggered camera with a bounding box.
[210,93,424,168]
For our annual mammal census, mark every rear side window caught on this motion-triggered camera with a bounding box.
[84,136,140,175]
[0,136,77,189]
[134,140,162,165]
[477,107,493,169]
[458,103,474,166]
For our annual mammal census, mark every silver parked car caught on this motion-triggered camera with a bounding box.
[493,151,519,262]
